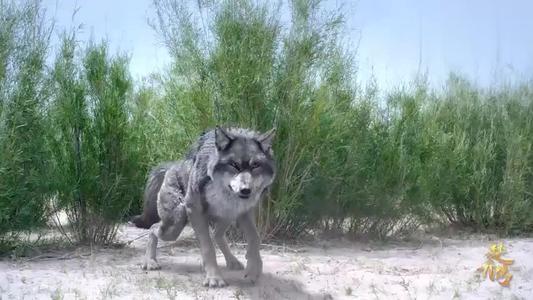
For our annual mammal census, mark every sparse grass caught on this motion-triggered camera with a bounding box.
[73,288,85,300]
[370,282,380,299]
[427,280,436,296]
[345,286,352,296]
[232,288,245,300]
[452,289,461,299]
[154,275,183,300]
[99,279,119,300]
[51,288,64,300]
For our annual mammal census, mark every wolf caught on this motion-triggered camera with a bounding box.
[131,126,276,287]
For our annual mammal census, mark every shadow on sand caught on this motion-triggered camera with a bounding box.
[152,260,327,300]
[231,272,327,300]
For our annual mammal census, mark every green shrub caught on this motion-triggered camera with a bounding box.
[0,0,53,241]
[48,33,144,244]
[415,76,533,233]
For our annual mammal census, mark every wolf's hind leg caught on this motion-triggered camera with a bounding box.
[214,221,244,270]
[142,205,187,270]
[142,222,163,270]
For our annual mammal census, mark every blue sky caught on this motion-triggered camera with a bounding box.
[42,0,533,89]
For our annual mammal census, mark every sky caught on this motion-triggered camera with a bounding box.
[42,0,533,90]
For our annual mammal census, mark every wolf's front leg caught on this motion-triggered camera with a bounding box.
[238,211,263,283]
[214,220,244,270]
[186,196,226,287]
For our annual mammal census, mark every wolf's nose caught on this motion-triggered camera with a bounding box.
[240,188,251,195]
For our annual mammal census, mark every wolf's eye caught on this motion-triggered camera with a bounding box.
[250,162,261,169]
[229,161,240,171]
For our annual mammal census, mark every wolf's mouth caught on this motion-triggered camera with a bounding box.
[238,194,250,199]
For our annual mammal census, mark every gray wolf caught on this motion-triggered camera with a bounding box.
[131,126,276,287]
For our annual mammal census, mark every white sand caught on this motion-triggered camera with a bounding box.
[1,225,532,299]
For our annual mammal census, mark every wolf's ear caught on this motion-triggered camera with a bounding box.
[258,128,276,152]
[215,126,233,151]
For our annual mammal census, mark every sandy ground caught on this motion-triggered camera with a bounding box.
[0,225,532,300]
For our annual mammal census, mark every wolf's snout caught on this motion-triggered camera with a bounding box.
[230,172,252,196]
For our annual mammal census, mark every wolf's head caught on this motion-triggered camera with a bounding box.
[210,126,276,200]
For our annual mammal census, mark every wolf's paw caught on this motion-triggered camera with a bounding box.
[202,274,227,288]
[141,259,161,270]
[244,259,263,284]
[226,258,244,270]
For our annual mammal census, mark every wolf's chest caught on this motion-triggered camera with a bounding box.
[203,184,258,220]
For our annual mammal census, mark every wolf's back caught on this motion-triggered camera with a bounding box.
[130,163,174,229]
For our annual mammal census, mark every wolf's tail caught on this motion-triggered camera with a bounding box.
[130,163,173,229]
